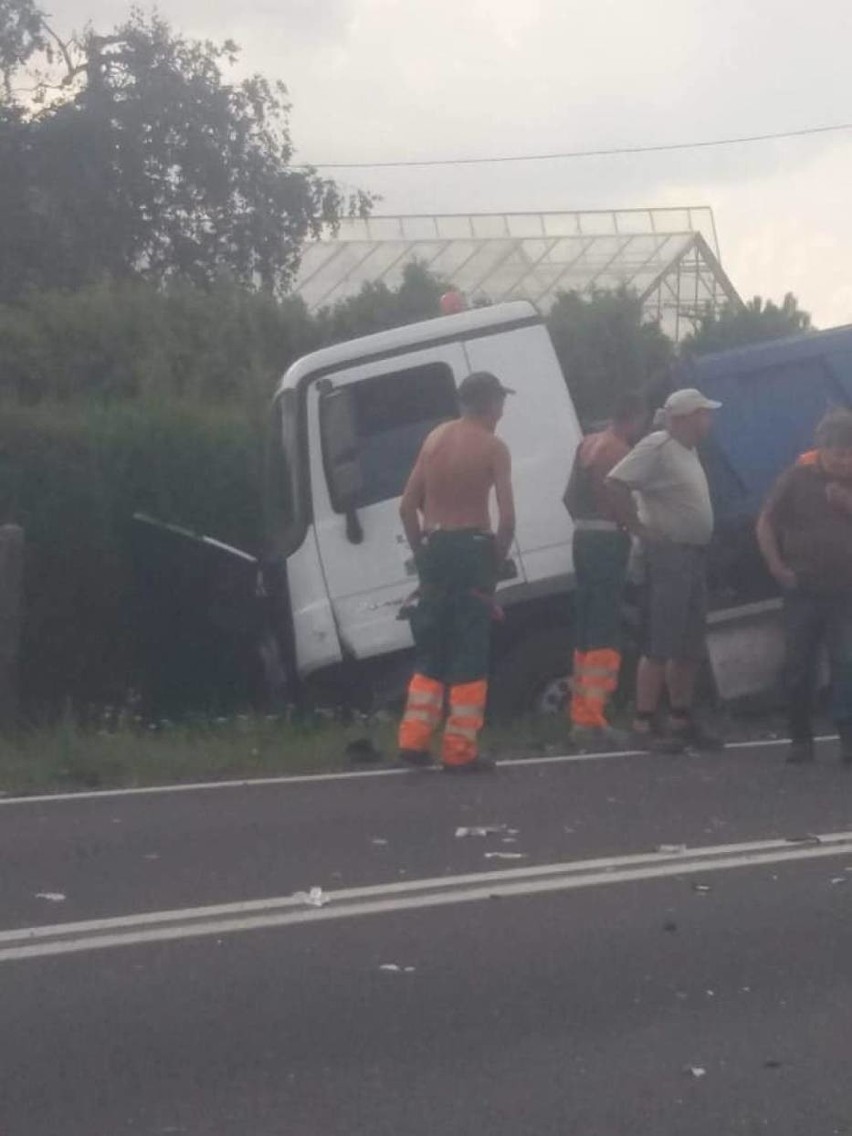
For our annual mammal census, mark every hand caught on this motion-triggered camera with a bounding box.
[771,563,797,591]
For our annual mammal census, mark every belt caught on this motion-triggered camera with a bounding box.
[573,519,621,533]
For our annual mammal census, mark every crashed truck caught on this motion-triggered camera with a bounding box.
[132,302,852,717]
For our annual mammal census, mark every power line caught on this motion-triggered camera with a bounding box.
[300,121,852,171]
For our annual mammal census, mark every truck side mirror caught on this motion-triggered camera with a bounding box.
[320,387,364,513]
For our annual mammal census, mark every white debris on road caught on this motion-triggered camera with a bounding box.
[379,964,416,973]
[484,852,527,860]
[656,844,687,854]
[34,892,66,902]
[294,887,330,908]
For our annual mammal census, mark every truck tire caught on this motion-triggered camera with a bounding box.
[489,624,574,720]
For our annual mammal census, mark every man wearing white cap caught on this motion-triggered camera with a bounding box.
[605,388,723,752]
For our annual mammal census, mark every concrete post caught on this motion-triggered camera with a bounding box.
[0,525,24,728]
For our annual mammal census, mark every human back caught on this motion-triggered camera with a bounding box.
[420,418,505,532]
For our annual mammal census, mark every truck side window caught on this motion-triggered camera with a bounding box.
[328,362,458,509]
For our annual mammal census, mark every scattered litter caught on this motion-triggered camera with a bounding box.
[764,1059,783,1070]
[692,883,712,894]
[684,1066,707,1079]
[371,838,389,847]
[786,834,822,845]
[831,876,847,886]
[484,852,527,860]
[656,844,687,854]
[456,825,509,838]
[34,892,65,902]
[294,887,329,908]
[663,920,678,934]
[379,964,416,973]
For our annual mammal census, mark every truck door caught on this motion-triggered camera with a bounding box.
[307,347,468,660]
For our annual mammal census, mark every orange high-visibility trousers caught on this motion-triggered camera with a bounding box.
[570,647,621,728]
[442,679,488,766]
[398,673,445,755]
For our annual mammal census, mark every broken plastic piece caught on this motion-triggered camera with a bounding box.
[379,964,416,973]
[294,887,329,908]
[455,825,507,838]
[830,877,847,885]
[371,838,389,846]
[692,883,712,894]
[684,1066,707,1079]
[656,844,687,854]
[484,851,527,860]
[34,892,66,902]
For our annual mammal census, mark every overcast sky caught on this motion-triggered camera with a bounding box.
[57,0,852,326]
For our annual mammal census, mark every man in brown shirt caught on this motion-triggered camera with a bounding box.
[397,371,515,772]
[563,392,648,742]
[756,409,852,763]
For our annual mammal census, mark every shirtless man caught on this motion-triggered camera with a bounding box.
[397,371,516,772]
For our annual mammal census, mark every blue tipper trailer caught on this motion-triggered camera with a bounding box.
[676,324,852,525]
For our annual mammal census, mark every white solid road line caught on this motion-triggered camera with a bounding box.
[2,830,852,963]
[0,735,835,808]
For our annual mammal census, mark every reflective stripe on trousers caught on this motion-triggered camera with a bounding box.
[570,648,621,728]
[442,680,488,766]
[398,674,444,753]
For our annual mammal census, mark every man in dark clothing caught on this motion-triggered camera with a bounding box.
[756,409,852,764]
[563,392,648,742]
[397,371,515,773]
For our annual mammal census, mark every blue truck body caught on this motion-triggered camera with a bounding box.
[675,325,852,523]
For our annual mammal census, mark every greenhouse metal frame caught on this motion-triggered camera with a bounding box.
[294,207,743,342]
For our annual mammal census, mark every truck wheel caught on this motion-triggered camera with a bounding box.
[489,625,574,720]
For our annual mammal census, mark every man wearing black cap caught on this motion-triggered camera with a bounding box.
[397,371,515,772]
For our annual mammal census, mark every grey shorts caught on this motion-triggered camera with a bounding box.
[644,541,708,662]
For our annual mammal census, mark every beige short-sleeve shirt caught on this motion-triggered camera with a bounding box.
[607,430,714,546]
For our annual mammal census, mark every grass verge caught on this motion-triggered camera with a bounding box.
[0,713,576,798]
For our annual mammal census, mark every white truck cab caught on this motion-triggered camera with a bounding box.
[265,300,585,714]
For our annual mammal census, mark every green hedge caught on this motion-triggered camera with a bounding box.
[0,399,263,714]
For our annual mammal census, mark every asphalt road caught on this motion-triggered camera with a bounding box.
[3,739,852,1135]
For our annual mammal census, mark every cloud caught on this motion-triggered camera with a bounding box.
[37,0,852,323]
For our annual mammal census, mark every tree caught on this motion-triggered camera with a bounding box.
[0,8,373,301]
[682,293,812,356]
[545,289,674,423]
[314,261,448,344]
[0,0,43,98]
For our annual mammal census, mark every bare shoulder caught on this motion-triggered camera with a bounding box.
[491,434,511,461]
[421,420,452,454]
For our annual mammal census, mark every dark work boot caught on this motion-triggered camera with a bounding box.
[668,713,725,753]
[441,755,496,774]
[397,749,434,769]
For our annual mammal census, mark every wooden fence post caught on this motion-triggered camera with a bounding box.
[0,525,24,729]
